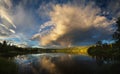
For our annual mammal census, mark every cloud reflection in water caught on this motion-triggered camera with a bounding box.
[14,53,98,74]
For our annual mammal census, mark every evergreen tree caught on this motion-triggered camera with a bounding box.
[113,17,120,42]
[113,17,120,49]
[96,41,102,46]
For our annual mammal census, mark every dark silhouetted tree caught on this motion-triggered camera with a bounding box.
[113,17,120,50]
[3,41,7,47]
[96,41,102,46]
[88,17,120,60]
[113,17,120,43]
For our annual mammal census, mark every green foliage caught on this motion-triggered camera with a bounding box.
[88,43,112,56]
[0,40,42,57]
[88,17,120,60]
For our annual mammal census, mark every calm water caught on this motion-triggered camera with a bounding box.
[13,53,120,74]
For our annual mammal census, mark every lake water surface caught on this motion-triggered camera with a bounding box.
[13,53,120,74]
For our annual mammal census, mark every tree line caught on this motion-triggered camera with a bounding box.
[88,17,120,60]
[0,40,41,57]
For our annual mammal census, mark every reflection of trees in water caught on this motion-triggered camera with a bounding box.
[16,54,97,74]
[88,17,120,65]
[38,55,96,74]
[92,55,120,67]
[95,56,111,65]
[16,54,120,74]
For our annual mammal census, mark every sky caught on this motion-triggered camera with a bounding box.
[0,0,120,48]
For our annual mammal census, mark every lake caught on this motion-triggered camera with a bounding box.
[13,53,120,74]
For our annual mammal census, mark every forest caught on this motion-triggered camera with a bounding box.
[88,17,120,61]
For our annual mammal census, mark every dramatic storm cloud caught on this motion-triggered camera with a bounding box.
[0,0,120,47]
[33,3,115,47]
